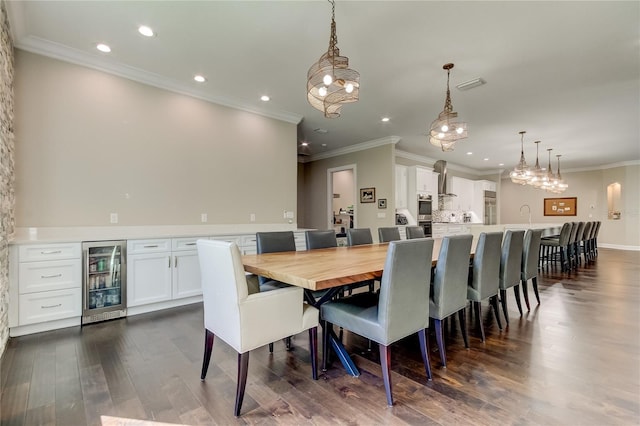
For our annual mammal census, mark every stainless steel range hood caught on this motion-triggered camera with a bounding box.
[433,160,457,197]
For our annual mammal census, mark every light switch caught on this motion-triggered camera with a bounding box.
[377,212,386,218]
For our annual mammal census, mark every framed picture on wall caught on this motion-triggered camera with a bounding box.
[378,198,387,209]
[360,187,375,203]
[544,197,577,216]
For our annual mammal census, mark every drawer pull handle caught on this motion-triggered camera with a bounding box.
[41,250,62,255]
[41,273,62,279]
[184,242,196,246]
[42,303,62,309]
[143,245,159,248]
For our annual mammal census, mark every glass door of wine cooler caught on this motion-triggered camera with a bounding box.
[82,241,127,324]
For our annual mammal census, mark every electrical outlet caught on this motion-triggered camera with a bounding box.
[250,213,256,222]
[201,213,208,223]
[110,213,118,224]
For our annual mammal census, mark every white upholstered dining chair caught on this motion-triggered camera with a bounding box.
[197,239,319,417]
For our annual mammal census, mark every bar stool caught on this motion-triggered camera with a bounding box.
[572,222,585,269]
[580,222,593,264]
[521,229,543,310]
[540,222,572,272]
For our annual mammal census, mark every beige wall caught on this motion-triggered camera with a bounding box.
[500,164,639,248]
[301,144,394,241]
[14,51,297,227]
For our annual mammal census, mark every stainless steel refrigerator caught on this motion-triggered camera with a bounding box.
[484,191,497,225]
[82,241,127,324]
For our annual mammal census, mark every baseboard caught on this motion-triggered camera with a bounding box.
[599,243,640,251]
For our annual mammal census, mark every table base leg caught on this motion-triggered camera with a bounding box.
[329,328,360,377]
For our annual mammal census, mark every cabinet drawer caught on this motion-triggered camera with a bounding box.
[19,259,81,294]
[19,288,82,325]
[172,236,207,251]
[210,235,241,246]
[19,243,81,262]
[127,239,171,255]
[240,235,257,255]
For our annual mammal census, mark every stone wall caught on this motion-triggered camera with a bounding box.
[0,0,15,359]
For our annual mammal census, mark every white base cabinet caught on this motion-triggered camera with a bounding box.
[9,242,82,337]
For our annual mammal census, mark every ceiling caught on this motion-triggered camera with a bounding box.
[6,1,640,172]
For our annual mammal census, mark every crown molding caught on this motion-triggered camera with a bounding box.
[13,35,303,125]
[564,160,640,173]
[307,136,401,162]
[394,150,488,176]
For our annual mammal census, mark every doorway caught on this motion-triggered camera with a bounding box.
[327,164,357,235]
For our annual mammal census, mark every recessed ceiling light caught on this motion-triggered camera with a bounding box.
[260,95,270,102]
[466,152,473,155]
[499,163,504,166]
[193,75,206,83]
[301,142,309,146]
[321,143,327,147]
[456,78,486,91]
[381,117,390,122]
[483,158,489,161]
[314,128,328,134]
[138,25,155,37]
[96,43,111,53]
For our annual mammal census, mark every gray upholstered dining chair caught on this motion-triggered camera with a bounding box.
[347,228,374,246]
[256,231,296,351]
[321,238,435,407]
[498,230,525,324]
[521,229,543,310]
[197,239,319,417]
[405,226,425,239]
[580,221,593,264]
[467,232,503,342]
[430,234,473,367]
[305,229,338,250]
[378,227,401,243]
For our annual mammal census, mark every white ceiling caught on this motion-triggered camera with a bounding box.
[6,1,640,172]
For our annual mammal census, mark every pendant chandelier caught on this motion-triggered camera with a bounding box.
[542,148,556,191]
[429,63,468,152]
[538,148,570,193]
[553,154,568,193]
[509,131,532,185]
[528,140,547,188]
[307,0,360,118]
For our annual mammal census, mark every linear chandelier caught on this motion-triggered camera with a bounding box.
[307,0,360,118]
[429,63,468,152]
[510,132,567,193]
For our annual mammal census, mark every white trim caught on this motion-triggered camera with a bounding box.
[564,160,640,174]
[599,243,640,251]
[14,36,302,125]
[394,150,494,176]
[127,297,203,317]
[9,317,81,337]
[309,136,401,162]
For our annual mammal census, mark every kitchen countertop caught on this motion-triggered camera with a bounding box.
[9,224,311,244]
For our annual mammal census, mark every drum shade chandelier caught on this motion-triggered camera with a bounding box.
[307,0,360,118]
[429,63,468,151]
[510,133,568,193]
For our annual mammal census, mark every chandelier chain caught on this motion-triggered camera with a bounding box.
[443,68,453,114]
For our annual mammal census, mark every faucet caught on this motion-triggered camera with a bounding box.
[520,204,532,228]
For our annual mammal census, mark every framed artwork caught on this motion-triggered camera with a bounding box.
[360,187,375,203]
[544,197,577,216]
[378,198,387,209]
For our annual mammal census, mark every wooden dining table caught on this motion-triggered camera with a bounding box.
[242,238,478,376]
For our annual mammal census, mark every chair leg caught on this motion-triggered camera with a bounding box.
[434,319,446,368]
[490,296,503,331]
[513,285,523,316]
[234,352,250,417]
[521,278,531,311]
[475,301,485,342]
[500,289,509,325]
[458,309,469,349]
[532,277,540,305]
[200,329,215,381]
[322,321,331,371]
[378,344,394,407]
[309,327,318,380]
[268,342,274,353]
[418,329,432,380]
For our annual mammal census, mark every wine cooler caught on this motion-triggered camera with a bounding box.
[82,241,127,324]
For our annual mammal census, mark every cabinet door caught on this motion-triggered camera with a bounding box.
[172,251,202,299]
[128,253,172,307]
[395,165,408,208]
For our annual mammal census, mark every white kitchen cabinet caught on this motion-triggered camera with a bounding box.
[407,166,437,218]
[127,236,206,308]
[416,167,436,195]
[450,176,475,211]
[9,242,82,336]
[395,165,408,209]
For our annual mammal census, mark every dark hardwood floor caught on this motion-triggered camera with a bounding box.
[2,248,639,425]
